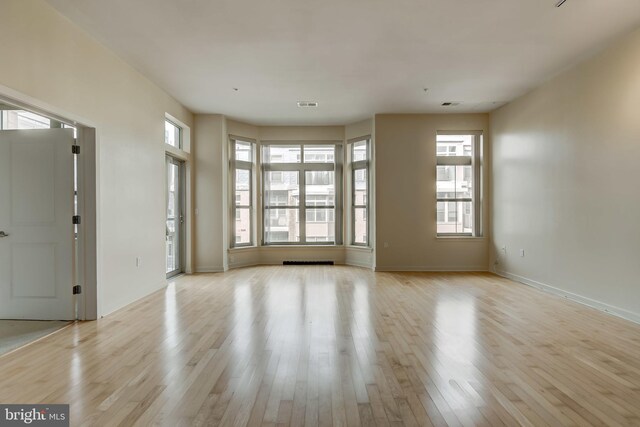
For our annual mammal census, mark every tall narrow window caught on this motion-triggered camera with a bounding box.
[262,143,342,244]
[436,132,482,236]
[349,138,370,246]
[231,138,255,246]
[165,119,182,149]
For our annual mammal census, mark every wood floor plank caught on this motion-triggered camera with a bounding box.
[0,267,639,426]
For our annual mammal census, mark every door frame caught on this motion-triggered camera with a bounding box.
[0,83,98,320]
[166,154,185,278]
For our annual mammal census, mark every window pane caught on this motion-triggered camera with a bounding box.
[448,202,457,222]
[437,203,445,222]
[352,140,367,161]
[235,169,250,207]
[437,201,473,234]
[305,171,335,207]
[235,207,251,245]
[166,162,179,273]
[165,120,181,148]
[235,141,252,161]
[263,145,301,163]
[265,172,299,206]
[1,110,51,130]
[436,166,455,199]
[436,165,472,199]
[354,168,367,205]
[306,207,335,223]
[459,165,473,199]
[304,145,334,163]
[306,208,335,242]
[265,209,300,243]
[436,134,473,157]
[354,207,367,245]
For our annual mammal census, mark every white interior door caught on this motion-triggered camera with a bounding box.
[0,129,75,320]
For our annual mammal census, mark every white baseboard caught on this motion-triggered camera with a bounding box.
[228,260,259,269]
[195,266,225,273]
[100,278,167,318]
[345,260,374,269]
[375,265,489,272]
[495,270,640,325]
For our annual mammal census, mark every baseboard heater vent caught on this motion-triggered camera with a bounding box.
[283,260,334,265]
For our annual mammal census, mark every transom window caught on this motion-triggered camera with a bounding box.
[165,120,182,149]
[436,132,482,236]
[262,143,342,245]
[0,109,50,129]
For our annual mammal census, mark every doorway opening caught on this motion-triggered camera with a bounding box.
[0,95,97,329]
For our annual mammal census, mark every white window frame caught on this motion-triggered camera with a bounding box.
[349,137,370,246]
[164,119,182,150]
[436,131,482,237]
[230,137,256,247]
[261,142,343,245]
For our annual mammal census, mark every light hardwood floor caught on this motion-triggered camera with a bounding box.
[1,267,639,426]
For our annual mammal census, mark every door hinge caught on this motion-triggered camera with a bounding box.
[73,285,82,295]
[72,145,80,154]
[72,215,81,225]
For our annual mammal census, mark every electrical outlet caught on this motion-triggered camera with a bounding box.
[520,249,525,257]
[501,246,507,253]
[136,257,142,267]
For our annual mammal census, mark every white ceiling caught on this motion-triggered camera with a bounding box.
[47,0,640,125]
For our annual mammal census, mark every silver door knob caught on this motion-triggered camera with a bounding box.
[0,231,8,238]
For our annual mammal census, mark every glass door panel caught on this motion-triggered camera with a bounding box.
[166,155,183,277]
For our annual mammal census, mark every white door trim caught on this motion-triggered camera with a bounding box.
[0,83,99,320]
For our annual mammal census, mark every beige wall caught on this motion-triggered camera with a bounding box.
[491,27,640,322]
[194,115,227,272]
[259,125,344,142]
[0,0,193,316]
[375,114,490,271]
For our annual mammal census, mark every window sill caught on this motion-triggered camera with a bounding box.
[436,235,486,241]
[346,245,373,252]
[228,246,259,253]
[165,144,190,157]
[261,245,344,249]
[229,245,346,251]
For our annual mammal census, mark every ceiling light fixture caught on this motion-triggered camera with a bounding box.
[555,0,568,7]
[297,101,318,107]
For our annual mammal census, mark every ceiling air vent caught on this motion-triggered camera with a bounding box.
[297,101,318,107]
[442,102,460,107]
